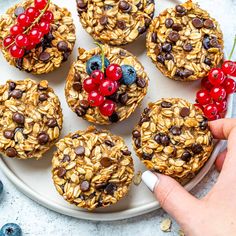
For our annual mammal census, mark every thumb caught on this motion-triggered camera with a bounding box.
[142,171,200,223]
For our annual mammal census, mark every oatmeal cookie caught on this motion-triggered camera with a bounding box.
[0,79,63,160]
[132,98,214,182]
[52,126,134,210]
[146,0,224,81]
[77,0,155,45]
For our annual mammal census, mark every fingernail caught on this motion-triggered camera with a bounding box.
[142,170,159,192]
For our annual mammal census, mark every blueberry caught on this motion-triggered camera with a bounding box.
[121,65,137,85]
[0,180,3,196]
[86,55,110,75]
[0,223,22,236]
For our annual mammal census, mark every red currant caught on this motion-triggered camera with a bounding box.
[15,34,29,48]
[194,103,203,111]
[17,13,31,27]
[201,77,213,91]
[34,0,47,10]
[90,70,104,84]
[208,68,225,86]
[204,104,218,120]
[26,41,37,50]
[210,86,226,102]
[99,100,116,116]
[10,25,24,36]
[99,80,118,96]
[196,89,211,105]
[29,28,43,44]
[222,78,236,94]
[25,7,40,21]
[41,11,54,23]
[232,63,236,76]
[222,60,236,76]
[3,36,14,48]
[106,64,122,81]
[9,44,25,58]
[88,91,105,107]
[83,78,98,93]
[215,100,227,113]
[38,21,50,35]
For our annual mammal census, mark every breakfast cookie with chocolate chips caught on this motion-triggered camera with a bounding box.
[146,0,224,81]
[132,98,214,182]
[0,79,63,160]
[52,126,134,210]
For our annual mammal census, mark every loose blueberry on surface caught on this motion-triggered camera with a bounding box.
[120,65,137,85]
[0,223,22,236]
[86,55,110,75]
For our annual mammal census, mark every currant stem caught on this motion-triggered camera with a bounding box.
[94,42,105,73]
[229,35,236,60]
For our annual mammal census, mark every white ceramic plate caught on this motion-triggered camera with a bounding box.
[0,0,234,221]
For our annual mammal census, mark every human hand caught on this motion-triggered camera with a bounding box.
[142,118,236,236]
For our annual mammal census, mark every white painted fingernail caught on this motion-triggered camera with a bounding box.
[142,171,159,192]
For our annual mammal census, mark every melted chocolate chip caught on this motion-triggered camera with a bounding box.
[6,147,17,158]
[170,126,182,136]
[39,52,50,62]
[80,181,90,192]
[192,143,203,154]
[135,138,141,148]
[39,93,49,102]
[108,93,120,103]
[109,112,119,123]
[75,106,86,117]
[151,32,157,43]
[72,82,82,91]
[75,146,85,155]
[132,130,141,138]
[99,15,108,25]
[136,78,146,88]
[165,18,174,28]
[162,43,172,52]
[119,1,131,12]
[161,101,172,108]
[121,150,131,156]
[3,130,14,139]
[183,43,193,52]
[12,112,25,124]
[9,82,16,91]
[47,118,58,128]
[181,151,192,162]
[77,0,87,8]
[62,155,70,162]
[168,31,180,42]
[57,41,68,52]
[100,157,113,167]
[204,58,212,66]
[180,107,190,117]
[142,153,153,160]
[209,38,219,48]
[157,55,165,64]
[57,167,66,178]
[117,20,126,30]
[192,17,204,29]
[138,26,146,34]
[175,5,186,16]
[38,132,49,145]
[160,134,170,146]
[119,93,128,105]
[105,183,116,195]
[11,89,23,99]
[172,23,183,31]
[105,140,114,147]
[204,19,214,29]
[165,53,174,61]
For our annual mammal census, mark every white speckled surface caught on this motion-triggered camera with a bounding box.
[0,0,236,235]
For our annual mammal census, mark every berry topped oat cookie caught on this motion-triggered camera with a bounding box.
[132,98,214,182]
[146,0,224,81]
[65,44,149,125]
[0,0,76,74]
[77,0,155,45]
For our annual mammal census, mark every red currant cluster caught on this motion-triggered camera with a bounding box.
[83,64,123,117]
[195,60,236,120]
[3,0,53,58]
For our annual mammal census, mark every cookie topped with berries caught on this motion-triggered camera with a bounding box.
[65,44,149,125]
[77,0,155,46]
[146,0,224,81]
[0,0,76,74]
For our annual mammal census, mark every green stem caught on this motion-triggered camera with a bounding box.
[229,35,236,60]
[94,42,105,72]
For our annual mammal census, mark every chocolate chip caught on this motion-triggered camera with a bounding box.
[203,35,210,50]
[39,93,49,102]
[151,32,157,43]
[135,138,141,148]
[9,82,16,91]
[74,73,81,82]
[183,43,193,52]
[182,69,194,78]
[38,132,49,145]
[138,26,146,34]
[145,18,151,27]
[105,183,116,195]
[119,93,128,105]
[175,5,186,15]
[80,100,90,109]
[170,126,182,136]
[44,31,54,42]
[104,5,113,11]
[119,50,126,56]
[12,112,25,124]
[204,19,214,29]
[136,78,146,88]
[172,23,183,31]
[108,93,120,103]
[6,147,17,158]
[75,146,85,155]
[121,150,131,156]
[16,58,23,70]
[165,18,174,28]
[132,130,141,138]
[157,55,165,64]
[57,41,68,52]
[154,134,161,144]
[144,108,150,114]
[161,101,172,108]
[109,112,119,123]
[72,134,80,139]
[168,31,180,42]
[62,155,70,162]
[57,167,66,178]
[95,183,108,190]
[11,89,23,99]
[77,0,87,8]
[99,15,108,25]
[180,107,190,117]
[3,130,14,139]
[142,153,153,160]
[210,38,219,48]
[154,45,162,55]
[38,83,48,91]
[39,52,50,62]
[204,58,212,66]
[160,134,170,146]
[192,143,203,154]
[162,43,172,52]
[165,53,174,61]
[63,51,70,62]
[105,140,114,147]
[72,82,82,91]
[117,20,126,30]
[119,1,131,12]
[100,157,113,167]
[181,151,192,162]
[47,118,58,128]
[14,6,25,16]
[80,181,90,192]
[192,17,204,29]
[75,107,86,117]
[199,120,208,130]
[139,117,150,125]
